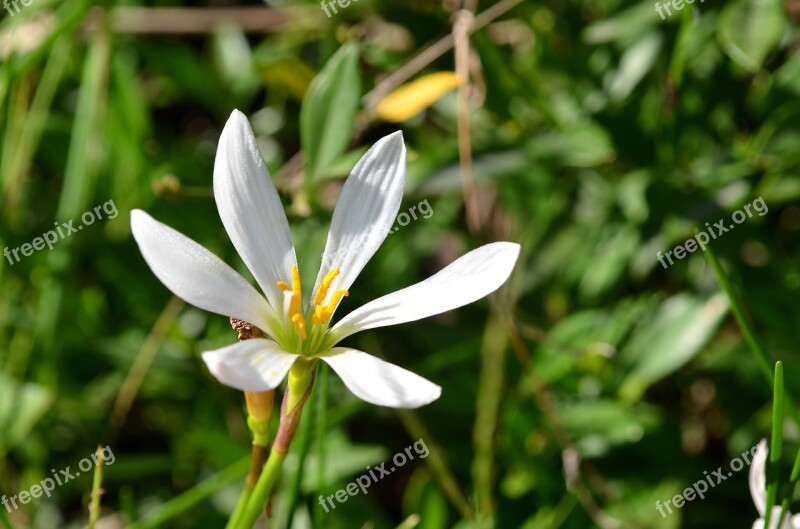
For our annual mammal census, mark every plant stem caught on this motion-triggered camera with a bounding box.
[233,360,316,529]
[88,446,106,529]
[314,364,329,527]
[226,443,269,529]
[765,361,784,529]
[284,385,316,528]
[0,507,11,529]
[777,444,800,528]
[226,486,252,529]
[704,244,800,427]
[234,450,288,529]
[128,457,249,529]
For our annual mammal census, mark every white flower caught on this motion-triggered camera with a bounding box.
[131,110,519,409]
[750,439,800,529]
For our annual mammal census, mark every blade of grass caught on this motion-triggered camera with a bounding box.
[0,505,12,529]
[314,363,329,527]
[777,443,800,528]
[704,237,772,380]
[88,445,106,529]
[397,409,474,520]
[704,243,800,427]
[36,15,110,387]
[0,71,32,224]
[108,297,185,436]
[667,6,693,88]
[126,456,249,529]
[10,0,92,77]
[471,314,508,525]
[764,361,784,529]
[56,23,110,220]
[1,36,73,221]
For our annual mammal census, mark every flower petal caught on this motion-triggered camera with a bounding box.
[202,339,299,391]
[319,348,441,408]
[214,109,297,310]
[750,439,767,517]
[752,508,795,529]
[331,242,520,342]
[313,132,406,309]
[131,209,276,335]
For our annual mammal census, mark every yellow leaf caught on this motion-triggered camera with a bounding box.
[375,72,461,122]
[261,58,316,102]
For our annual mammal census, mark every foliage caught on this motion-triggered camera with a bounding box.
[1,0,800,527]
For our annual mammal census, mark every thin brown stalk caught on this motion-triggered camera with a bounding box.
[504,316,631,529]
[363,0,524,109]
[397,410,475,520]
[453,8,481,235]
[108,296,184,433]
[105,7,300,34]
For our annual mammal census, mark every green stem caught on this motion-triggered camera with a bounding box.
[314,365,329,527]
[235,451,288,529]
[765,362,784,529]
[225,485,252,529]
[128,457,249,529]
[777,444,800,528]
[0,505,12,529]
[88,446,105,529]
[704,244,772,381]
[283,389,316,528]
[705,244,800,427]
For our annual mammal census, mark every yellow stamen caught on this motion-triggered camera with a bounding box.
[276,281,290,292]
[289,265,302,318]
[312,289,349,325]
[313,268,340,305]
[291,313,307,340]
[327,289,349,311]
[312,306,328,325]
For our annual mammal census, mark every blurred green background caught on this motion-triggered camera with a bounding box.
[2,0,800,527]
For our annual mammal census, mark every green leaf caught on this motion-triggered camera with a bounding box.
[299,431,388,492]
[606,32,662,102]
[211,22,259,101]
[717,0,786,73]
[300,43,361,182]
[527,123,615,168]
[619,293,729,401]
[0,373,55,449]
[558,400,660,457]
[766,361,784,528]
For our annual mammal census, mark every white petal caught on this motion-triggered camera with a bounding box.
[202,339,299,391]
[331,242,520,342]
[752,508,795,529]
[750,439,768,517]
[131,209,276,335]
[320,348,441,408]
[215,109,297,310]
[313,132,406,309]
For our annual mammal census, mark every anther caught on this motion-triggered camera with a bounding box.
[313,268,340,305]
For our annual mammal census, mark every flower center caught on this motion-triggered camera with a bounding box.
[276,265,348,355]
